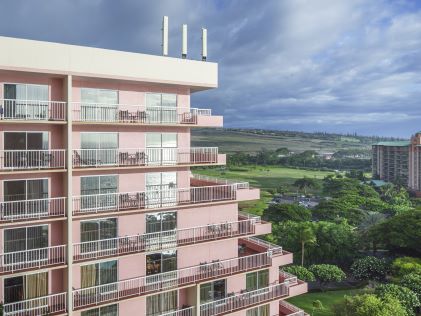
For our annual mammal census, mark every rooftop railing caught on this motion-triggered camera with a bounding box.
[191,174,249,189]
[0,149,66,171]
[0,99,66,121]
[72,251,271,309]
[3,292,67,316]
[0,245,66,274]
[72,103,211,124]
[0,197,66,223]
[73,219,256,262]
[200,282,289,316]
[241,237,284,256]
[72,147,219,168]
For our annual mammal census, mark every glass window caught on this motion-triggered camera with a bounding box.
[146,250,177,276]
[81,260,117,289]
[4,132,48,150]
[246,304,269,316]
[82,304,119,316]
[146,212,177,233]
[81,218,117,242]
[146,290,177,316]
[80,88,118,122]
[246,269,269,292]
[145,172,177,208]
[4,272,48,304]
[3,84,49,119]
[4,225,48,253]
[146,93,177,123]
[200,279,226,303]
[80,175,118,211]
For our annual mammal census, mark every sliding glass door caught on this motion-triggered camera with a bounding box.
[4,84,49,119]
[4,272,48,304]
[81,88,118,122]
[80,133,118,166]
[145,211,177,250]
[146,133,177,165]
[4,132,49,168]
[80,218,118,253]
[80,175,118,211]
[145,172,177,208]
[146,290,178,316]
[146,93,177,124]
[81,260,118,295]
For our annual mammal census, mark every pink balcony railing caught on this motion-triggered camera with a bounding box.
[0,197,66,222]
[3,292,67,316]
[279,270,298,285]
[72,102,211,125]
[0,99,66,121]
[72,183,245,215]
[0,245,66,274]
[279,300,306,316]
[0,149,66,170]
[72,252,271,309]
[161,307,195,316]
[73,219,256,262]
[200,282,289,316]
[72,147,219,168]
[240,237,284,256]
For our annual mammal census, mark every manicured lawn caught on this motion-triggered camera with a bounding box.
[286,288,365,316]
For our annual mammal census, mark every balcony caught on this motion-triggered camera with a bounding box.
[3,292,67,316]
[239,211,272,235]
[73,219,257,262]
[0,149,66,171]
[72,181,252,216]
[72,103,222,127]
[72,147,225,169]
[0,245,66,275]
[72,251,272,310]
[162,306,195,316]
[240,237,293,266]
[0,197,66,223]
[199,282,289,316]
[279,300,308,316]
[0,99,66,121]
[279,271,308,298]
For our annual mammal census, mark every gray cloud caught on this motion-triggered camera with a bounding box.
[0,0,420,136]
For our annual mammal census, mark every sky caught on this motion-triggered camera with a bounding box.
[0,0,421,137]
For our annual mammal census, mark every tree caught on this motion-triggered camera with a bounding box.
[309,264,346,291]
[283,265,315,282]
[391,257,421,277]
[400,273,421,302]
[351,256,389,284]
[312,300,324,316]
[263,204,311,222]
[333,294,407,316]
[375,284,420,316]
[297,223,316,266]
[294,177,320,195]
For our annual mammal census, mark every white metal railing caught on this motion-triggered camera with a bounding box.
[279,300,305,316]
[0,149,66,170]
[161,307,195,316]
[72,252,271,309]
[0,99,66,121]
[3,292,67,316]
[72,102,211,124]
[238,211,261,223]
[72,184,242,215]
[0,245,66,274]
[200,282,289,316]
[279,271,298,285]
[241,237,283,256]
[0,197,66,222]
[192,174,250,189]
[73,219,256,261]
[72,147,219,168]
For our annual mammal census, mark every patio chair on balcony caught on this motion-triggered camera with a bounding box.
[119,110,130,122]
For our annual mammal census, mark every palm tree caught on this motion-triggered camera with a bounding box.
[298,223,317,266]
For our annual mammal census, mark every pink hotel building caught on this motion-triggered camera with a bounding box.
[0,36,307,316]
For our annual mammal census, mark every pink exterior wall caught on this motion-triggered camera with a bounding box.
[178,203,238,228]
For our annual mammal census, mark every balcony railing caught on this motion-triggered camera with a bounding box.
[0,99,66,121]
[0,245,66,274]
[72,251,271,309]
[279,271,298,285]
[241,237,284,256]
[72,183,245,215]
[200,282,289,316]
[73,219,256,261]
[238,211,261,222]
[0,149,66,170]
[3,292,67,316]
[0,197,66,222]
[161,307,195,316]
[72,147,219,168]
[72,102,211,124]
[279,300,305,316]
[192,174,250,189]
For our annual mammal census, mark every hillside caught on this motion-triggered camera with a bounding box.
[191,128,403,154]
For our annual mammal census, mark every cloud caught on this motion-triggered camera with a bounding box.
[0,0,420,136]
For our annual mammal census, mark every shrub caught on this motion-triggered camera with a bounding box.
[400,273,421,302]
[392,257,421,277]
[283,265,315,282]
[351,256,389,282]
[375,284,420,316]
[309,264,346,291]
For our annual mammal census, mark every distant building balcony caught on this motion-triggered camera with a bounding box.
[72,251,272,310]
[0,149,66,171]
[199,282,289,316]
[0,99,67,121]
[0,197,66,223]
[72,103,222,127]
[73,218,258,262]
[72,147,225,169]
[0,245,66,275]
[72,180,254,216]
[3,292,67,316]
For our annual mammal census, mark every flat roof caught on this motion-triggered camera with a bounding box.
[0,36,218,92]
[374,141,410,147]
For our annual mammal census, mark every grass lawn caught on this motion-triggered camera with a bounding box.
[193,165,334,215]
[286,288,365,316]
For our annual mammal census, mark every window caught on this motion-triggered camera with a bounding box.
[3,83,49,119]
[81,218,117,253]
[4,132,49,168]
[146,93,177,123]
[146,250,177,276]
[146,212,177,233]
[146,133,177,165]
[81,260,118,291]
[200,280,226,303]
[81,175,118,210]
[246,269,269,292]
[246,304,269,316]
[80,133,118,166]
[4,272,48,304]
[145,172,177,208]
[146,290,177,316]
[80,88,118,122]
[82,304,118,316]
